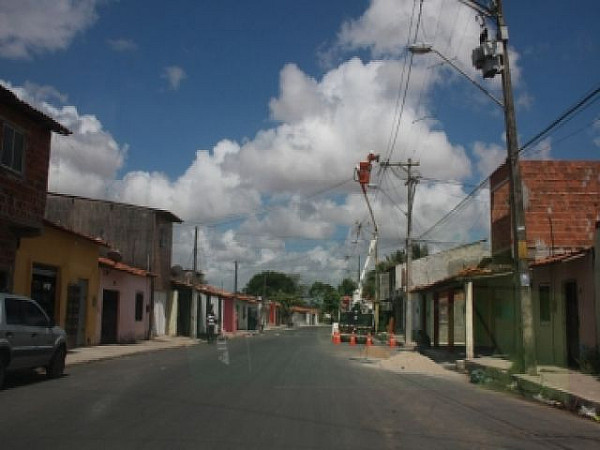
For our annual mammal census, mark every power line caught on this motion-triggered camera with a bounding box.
[519,83,600,156]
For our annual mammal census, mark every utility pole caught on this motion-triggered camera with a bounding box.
[193,226,198,272]
[234,260,238,294]
[381,158,420,346]
[466,0,536,373]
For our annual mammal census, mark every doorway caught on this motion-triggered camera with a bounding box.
[65,280,88,348]
[564,281,580,368]
[101,289,119,344]
[31,264,58,320]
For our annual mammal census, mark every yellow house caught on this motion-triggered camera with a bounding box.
[13,220,108,347]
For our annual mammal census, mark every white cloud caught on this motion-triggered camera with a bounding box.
[473,141,506,178]
[0,0,99,59]
[107,38,138,52]
[2,0,516,289]
[1,79,125,198]
[524,137,553,160]
[162,65,187,91]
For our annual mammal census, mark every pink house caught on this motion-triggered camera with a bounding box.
[98,257,154,344]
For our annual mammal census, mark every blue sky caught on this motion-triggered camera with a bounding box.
[2,0,599,289]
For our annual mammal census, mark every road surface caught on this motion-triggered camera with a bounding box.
[1,327,599,449]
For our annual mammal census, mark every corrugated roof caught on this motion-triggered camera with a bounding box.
[530,248,592,267]
[1,85,71,135]
[48,192,183,223]
[44,219,109,247]
[99,257,154,277]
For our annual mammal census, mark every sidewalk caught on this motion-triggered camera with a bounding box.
[66,336,199,366]
[66,326,293,366]
[464,356,600,420]
[415,346,600,421]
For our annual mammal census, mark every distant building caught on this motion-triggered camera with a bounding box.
[45,193,182,335]
[0,85,70,292]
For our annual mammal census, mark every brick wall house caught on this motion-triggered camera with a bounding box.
[490,160,600,260]
[490,160,600,367]
[0,86,70,291]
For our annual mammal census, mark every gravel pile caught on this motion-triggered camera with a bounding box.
[377,351,464,378]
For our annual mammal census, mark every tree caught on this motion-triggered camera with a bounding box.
[337,278,357,296]
[244,271,299,298]
[244,271,302,324]
[309,281,340,316]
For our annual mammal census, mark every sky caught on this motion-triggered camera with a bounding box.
[1,0,599,291]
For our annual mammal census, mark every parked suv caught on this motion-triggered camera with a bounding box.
[0,293,67,388]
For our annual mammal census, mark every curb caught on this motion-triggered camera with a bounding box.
[66,340,199,367]
[464,360,600,422]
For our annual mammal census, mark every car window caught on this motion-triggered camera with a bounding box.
[23,301,50,327]
[5,297,24,325]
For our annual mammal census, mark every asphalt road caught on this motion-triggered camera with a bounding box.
[1,327,600,449]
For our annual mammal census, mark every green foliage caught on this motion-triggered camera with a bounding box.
[337,278,357,296]
[309,281,340,315]
[244,271,300,298]
[377,244,429,272]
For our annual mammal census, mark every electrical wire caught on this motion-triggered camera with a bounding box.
[519,84,600,156]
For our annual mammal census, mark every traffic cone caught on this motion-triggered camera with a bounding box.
[366,333,373,347]
[350,332,357,346]
[389,333,396,347]
[333,331,341,344]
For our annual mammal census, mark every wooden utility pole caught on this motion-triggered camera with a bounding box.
[381,158,420,346]
[462,0,536,372]
[496,0,536,373]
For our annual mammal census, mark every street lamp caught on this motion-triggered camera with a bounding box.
[407,43,504,108]
[408,0,536,374]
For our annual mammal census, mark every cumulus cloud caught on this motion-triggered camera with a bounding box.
[0,0,99,59]
[473,141,506,178]
[2,0,518,289]
[1,79,126,198]
[162,65,187,91]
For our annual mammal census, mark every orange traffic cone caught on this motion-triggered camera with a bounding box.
[350,332,357,346]
[389,333,396,347]
[366,333,373,347]
[333,331,341,344]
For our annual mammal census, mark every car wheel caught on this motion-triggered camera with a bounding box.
[46,346,66,379]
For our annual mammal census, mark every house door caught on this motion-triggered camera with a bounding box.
[31,265,58,321]
[564,281,580,368]
[65,280,88,348]
[177,290,192,336]
[101,290,119,344]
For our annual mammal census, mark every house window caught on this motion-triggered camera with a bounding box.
[539,285,551,323]
[135,292,144,321]
[1,123,25,173]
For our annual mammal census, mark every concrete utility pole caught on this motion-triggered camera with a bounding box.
[464,0,536,372]
[193,226,198,272]
[380,159,420,346]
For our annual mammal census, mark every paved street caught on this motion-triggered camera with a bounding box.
[1,327,600,449]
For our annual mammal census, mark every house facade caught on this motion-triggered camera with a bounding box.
[0,86,70,292]
[490,160,600,367]
[44,193,182,336]
[98,257,153,344]
[13,220,107,347]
